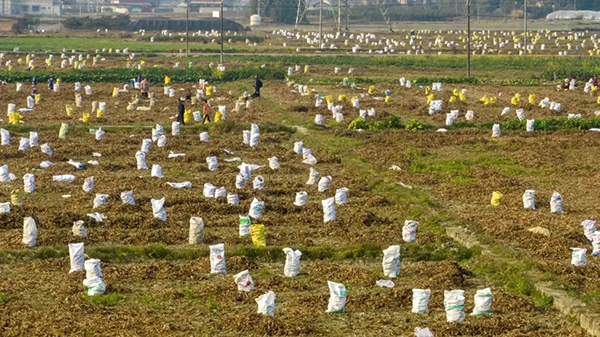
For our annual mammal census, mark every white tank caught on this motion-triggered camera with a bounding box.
[250,15,262,27]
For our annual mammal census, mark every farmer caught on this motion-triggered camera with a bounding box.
[140,78,149,98]
[251,75,263,98]
[48,78,54,91]
[185,89,193,101]
[32,77,38,87]
[177,98,186,125]
[202,99,211,124]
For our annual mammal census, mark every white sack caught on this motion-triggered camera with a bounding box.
[82,176,94,192]
[523,190,535,209]
[268,157,280,170]
[1,128,9,146]
[227,193,239,205]
[233,270,254,292]
[85,259,103,279]
[571,248,587,266]
[322,197,336,223]
[68,242,85,273]
[29,132,39,147]
[318,176,332,192]
[72,220,87,237]
[120,190,135,205]
[294,191,307,206]
[256,291,276,316]
[382,245,401,278]
[239,215,251,237]
[402,220,418,243]
[18,138,29,152]
[206,156,218,171]
[472,287,493,316]
[444,290,466,323]
[135,151,148,170]
[249,198,265,219]
[93,194,109,208]
[151,197,167,221]
[151,164,162,178]
[412,289,431,314]
[210,243,226,274]
[335,188,348,205]
[189,217,204,244]
[283,248,302,277]
[23,174,35,193]
[203,183,216,198]
[253,176,264,190]
[327,281,347,313]
[550,191,563,214]
[22,217,37,247]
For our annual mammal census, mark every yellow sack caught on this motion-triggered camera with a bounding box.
[490,96,497,104]
[325,95,333,104]
[112,88,119,97]
[459,92,466,101]
[592,86,598,93]
[338,94,348,102]
[11,190,23,206]
[7,65,12,72]
[480,95,488,103]
[491,191,503,206]
[385,96,392,103]
[184,109,192,124]
[8,113,22,125]
[74,61,79,69]
[449,96,457,103]
[56,78,61,84]
[452,88,459,96]
[250,224,266,247]
[597,96,600,105]
[65,105,73,116]
[96,109,104,118]
[17,58,22,65]
[191,96,198,105]
[25,55,30,64]
[510,96,519,105]
[215,111,223,122]
[368,85,375,94]
[205,86,213,96]
[82,113,91,123]
[30,65,35,70]
[164,75,171,85]
[34,94,41,104]
[426,94,434,104]
[425,86,431,95]
[140,60,146,66]
[528,93,536,105]
[109,48,113,53]
[304,65,309,73]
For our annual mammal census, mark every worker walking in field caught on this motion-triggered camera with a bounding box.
[251,75,263,98]
[202,99,211,124]
[177,98,186,125]
[140,78,149,98]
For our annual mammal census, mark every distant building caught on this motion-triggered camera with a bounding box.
[1,0,62,15]
[112,0,153,13]
[173,0,236,14]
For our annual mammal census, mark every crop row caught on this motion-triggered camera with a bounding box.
[0,67,285,83]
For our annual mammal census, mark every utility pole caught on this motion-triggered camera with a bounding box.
[319,0,323,49]
[186,1,189,58]
[524,0,527,55]
[338,0,341,32]
[345,0,348,30]
[467,0,471,78]
[220,2,224,63]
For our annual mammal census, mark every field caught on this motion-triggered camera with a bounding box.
[0,26,599,336]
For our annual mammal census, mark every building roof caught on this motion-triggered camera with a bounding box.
[115,0,150,5]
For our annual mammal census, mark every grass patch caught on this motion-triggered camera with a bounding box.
[472,260,553,308]
[84,292,126,307]
[0,293,10,304]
